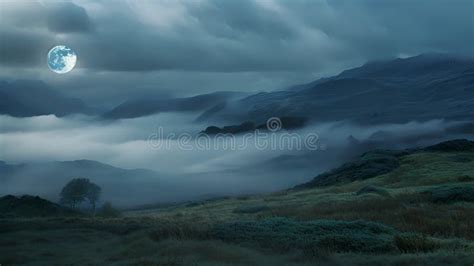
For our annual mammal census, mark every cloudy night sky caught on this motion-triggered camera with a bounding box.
[1,0,474,205]
[1,0,473,106]
[3,1,474,263]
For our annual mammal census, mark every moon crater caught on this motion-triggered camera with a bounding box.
[47,45,77,74]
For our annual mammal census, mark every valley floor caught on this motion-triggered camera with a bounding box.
[1,144,474,265]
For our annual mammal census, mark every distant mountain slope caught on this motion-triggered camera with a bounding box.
[102,91,246,119]
[0,80,89,117]
[0,159,189,207]
[202,54,474,124]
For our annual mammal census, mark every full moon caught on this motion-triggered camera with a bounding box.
[47,45,77,74]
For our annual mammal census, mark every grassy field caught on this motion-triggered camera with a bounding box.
[1,144,474,265]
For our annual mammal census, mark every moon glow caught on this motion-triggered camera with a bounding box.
[47,45,77,74]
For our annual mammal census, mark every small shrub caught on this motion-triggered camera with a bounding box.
[394,233,440,253]
[301,245,332,260]
[356,185,391,197]
[457,175,474,182]
[423,184,474,203]
[233,204,270,214]
[185,201,203,207]
[212,217,397,253]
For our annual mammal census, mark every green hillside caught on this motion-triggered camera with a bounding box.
[1,140,473,265]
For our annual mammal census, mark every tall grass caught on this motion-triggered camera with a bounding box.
[269,193,474,240]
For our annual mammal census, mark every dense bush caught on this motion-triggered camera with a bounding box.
[448,155,473,163]
[0,195,79,218]
[356,185,391,197]
[457,175,474,182]
[424,139,474,152]
[297,150,403,188]
[233,204,270,214]
[212,217,397,253]
[423,184,474,203]
[0,217,146,235]
[394,233,440,253]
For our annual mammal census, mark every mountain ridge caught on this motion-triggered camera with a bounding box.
[2,54,473,124]
[0,79,90,117]
[200,53,474,125]
[102,91,247,119]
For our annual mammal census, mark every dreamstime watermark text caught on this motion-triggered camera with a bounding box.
[148,117,326,151]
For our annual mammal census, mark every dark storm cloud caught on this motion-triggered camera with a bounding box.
[187,0,297,40]
[310,0,474,58]
[0,0,473,103]
[74,0,342,72]
[46,2,93,33]
[0,1,93,33]
[77,0,473,72]
[0,29,50,67]
[1,0,472,72]
[0,1,93,67]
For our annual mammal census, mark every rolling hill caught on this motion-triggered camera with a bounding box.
[1,139,473,265]
[0,159,189,207]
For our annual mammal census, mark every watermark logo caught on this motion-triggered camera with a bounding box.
[148,117,325,152]
[266,117,282,132]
